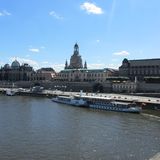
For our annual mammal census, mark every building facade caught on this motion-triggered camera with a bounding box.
[31,68,56,81]
[0,60,56,82]
[119,58,160,81]
[0,60,33,81]
[112,82,138,93]
[56,68,117,82]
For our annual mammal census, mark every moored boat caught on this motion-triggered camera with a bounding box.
[82,95,142,113]
[52,94,141,113]
[52,95,88,107]
[6,89,16,96]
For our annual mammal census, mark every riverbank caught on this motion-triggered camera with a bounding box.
[1,87,160,116]
[149,152,160,160]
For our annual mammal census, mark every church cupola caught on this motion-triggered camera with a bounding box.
[74,43,79,55]
[67,43,83,69]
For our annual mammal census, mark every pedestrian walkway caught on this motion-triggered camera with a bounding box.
[149,152,160,160]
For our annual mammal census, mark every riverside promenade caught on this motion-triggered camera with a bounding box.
[1,87,160,107]
[149,152,160,160]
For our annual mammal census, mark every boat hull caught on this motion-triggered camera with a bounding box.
[89,104,141,113]
[52,95,142,113]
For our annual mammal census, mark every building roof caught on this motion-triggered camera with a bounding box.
[128,58,160,67]
[37,67,55,72]
[60,68,117,73]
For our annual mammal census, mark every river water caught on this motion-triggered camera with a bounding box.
[0,95,159,160]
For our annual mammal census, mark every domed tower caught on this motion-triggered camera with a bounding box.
[4,64,10,70]
[119,58,130,77]
[122,58,129,67]
[68,43,83,69]
[11,60,20,69]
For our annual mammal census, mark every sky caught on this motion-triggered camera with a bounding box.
[0,0,160,71]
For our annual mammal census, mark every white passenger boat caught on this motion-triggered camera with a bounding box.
[84,95,142,113]
[52,95,88,107]
[6,89,16,96]
[52,92,141,113]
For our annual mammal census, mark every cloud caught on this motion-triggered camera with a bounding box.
[0,61,5,66]
[40,46,45,49]
[96,39,100,43]
[42,61,49,64]
[113,51,130,56]
[25,54,30,58]
[28,45,45,53]
[80,2,103,14]
[107,0,117,33]
[29,48,40,53]
[51,64,64,72]
[38,62,65,72]
[88,63,106,69]
[0,10,11,16]
[49,11,63,20]
[87,63,119,69]
[8,56,65,71]
[111,58,119,62]
[108,63,120,69]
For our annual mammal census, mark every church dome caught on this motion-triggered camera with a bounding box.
[4,64,10,69]
[11,60,20,69]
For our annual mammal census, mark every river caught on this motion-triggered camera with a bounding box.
[0,95,159,160]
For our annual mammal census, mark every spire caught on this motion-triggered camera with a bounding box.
[65,60,68,69]
[84,61,87,69]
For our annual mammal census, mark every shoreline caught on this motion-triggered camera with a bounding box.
[1,87,160,117]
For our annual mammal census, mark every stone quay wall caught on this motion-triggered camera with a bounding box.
[138,82,160,93]
[1,81,160,93]
[0,81,112,93]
